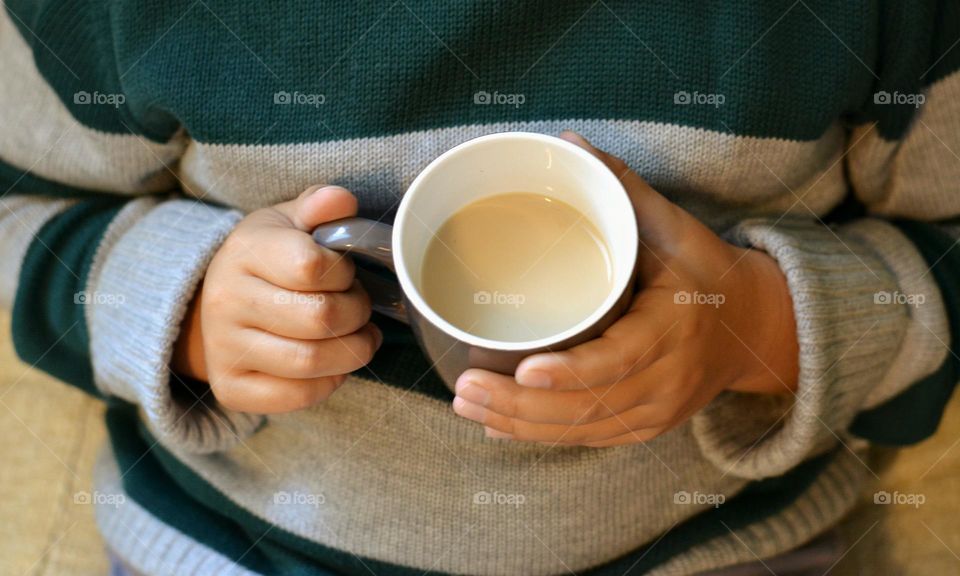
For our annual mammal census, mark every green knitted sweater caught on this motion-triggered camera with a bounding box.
[2,1,959,574]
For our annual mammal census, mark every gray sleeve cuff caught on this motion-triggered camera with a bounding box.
[86,198,264,454]
[691,216,943,479]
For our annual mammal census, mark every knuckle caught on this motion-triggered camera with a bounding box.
[220,230,247,255]
[309,299,337,331]
[675,362,704,390]
[574,398,598,422]
[610,340,634,379]
[290,243,324,283]
[576,397,607,423]
[661,397,686,422]
[211,377,245,412]
[289,341,323,373]
[202,282,232,310]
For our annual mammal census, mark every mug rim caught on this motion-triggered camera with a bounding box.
[393,131,638,352]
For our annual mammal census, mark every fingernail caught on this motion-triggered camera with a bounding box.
[560,130,589,145]
[517,369,551,388]
[452,397,487,423]
[484,426,512,439]
[300,184,325,198]
[455,380,490,406]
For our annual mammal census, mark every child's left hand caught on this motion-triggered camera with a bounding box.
[452,132,799,447]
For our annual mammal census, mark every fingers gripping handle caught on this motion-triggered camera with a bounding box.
[311,218,407,323]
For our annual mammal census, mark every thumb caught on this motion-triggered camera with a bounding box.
[273,185,359,231]
[559,131,683,252]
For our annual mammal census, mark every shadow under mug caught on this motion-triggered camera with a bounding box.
[312,132,639,391]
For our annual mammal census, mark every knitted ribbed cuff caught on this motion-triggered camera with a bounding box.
[87,198,264,454]
[692,217,912,479]
[844,219,949,409]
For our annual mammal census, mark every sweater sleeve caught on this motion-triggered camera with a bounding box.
[0,4,263,453]
[691,10,960,479]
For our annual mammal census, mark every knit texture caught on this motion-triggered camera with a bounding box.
[2,0,960,574]
[0,196,76,308]
[88,199,264,453]
[693,217,908,479]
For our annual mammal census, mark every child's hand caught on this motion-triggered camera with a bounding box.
[173,185,382,414]
[452,132,799,447]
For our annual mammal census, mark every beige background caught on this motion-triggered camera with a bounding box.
[0,310,957,575]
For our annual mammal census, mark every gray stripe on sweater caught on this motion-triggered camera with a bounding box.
[140,368,876,576]
[0,195,76,307]
[146,374,743,575]
[648,448,865,575]
[178,119,848,229]
[98,419,867,576]
[94,447,258,576]
[848,71,960,220]
[0,9,186,195]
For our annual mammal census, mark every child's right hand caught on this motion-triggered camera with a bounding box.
[173,185,383,414]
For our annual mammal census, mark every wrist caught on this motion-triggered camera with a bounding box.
[172,283,208,382]
[727,248,799,394]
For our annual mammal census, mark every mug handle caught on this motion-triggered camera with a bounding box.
[311,217,408,324]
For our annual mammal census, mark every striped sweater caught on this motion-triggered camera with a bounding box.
[2,1,960,574]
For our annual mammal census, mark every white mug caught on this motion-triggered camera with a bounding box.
[313,132,639,389]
